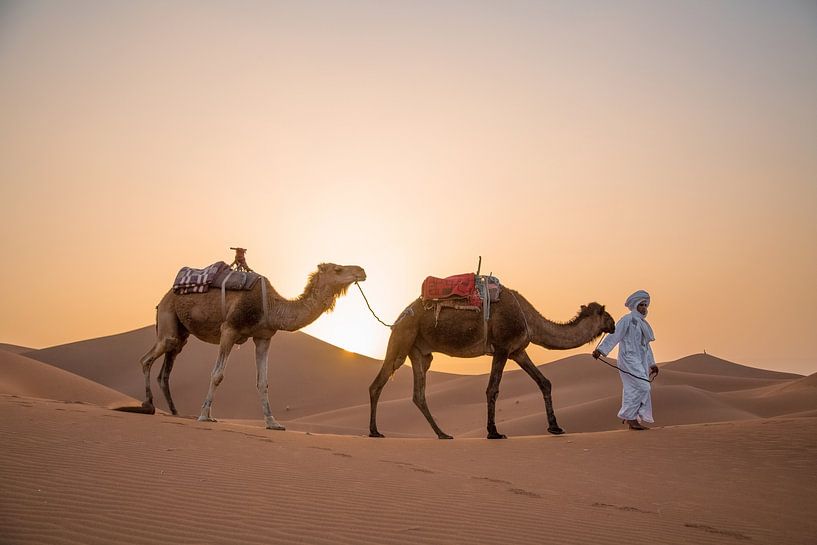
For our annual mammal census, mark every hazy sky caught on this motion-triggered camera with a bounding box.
[1,1,815,375]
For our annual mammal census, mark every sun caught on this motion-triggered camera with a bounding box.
[302,296,390,360]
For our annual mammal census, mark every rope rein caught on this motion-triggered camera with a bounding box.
[355,282,393,328]
[594,333,656,383]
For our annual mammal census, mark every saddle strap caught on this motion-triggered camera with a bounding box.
[221,271,270,325]
[481,277,491,354]
[220,270,236,320]
[432,301,480,327]
[261,277,268,324]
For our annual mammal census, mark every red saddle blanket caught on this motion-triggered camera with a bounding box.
[421,273,481,306]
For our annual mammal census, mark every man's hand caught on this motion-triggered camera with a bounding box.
[592,349,601,359]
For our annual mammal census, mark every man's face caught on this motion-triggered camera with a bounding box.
[637,301,649,317]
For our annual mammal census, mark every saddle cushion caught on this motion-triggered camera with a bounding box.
[210,269,263,291]
[421,273,481,306]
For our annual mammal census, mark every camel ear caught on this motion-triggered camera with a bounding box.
[318,263,330,272]
[581,305,587,312]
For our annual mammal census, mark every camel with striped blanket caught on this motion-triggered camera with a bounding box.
[133,263,366,430]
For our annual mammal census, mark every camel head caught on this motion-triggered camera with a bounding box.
[311,263,367,296]
[581,302,616,335]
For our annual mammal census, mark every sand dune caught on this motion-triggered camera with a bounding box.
[23,326,460,420]
[19,329,816,437]
[3,331,816,544]
[1,395,815,545]
[0,342,32,354]
[291,354,813,437]
[660,353,802,379]
[718,372,817,418]
[0,350,138,408]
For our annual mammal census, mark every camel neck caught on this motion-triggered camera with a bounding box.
[271,284,340,332]
[515,292,602,350]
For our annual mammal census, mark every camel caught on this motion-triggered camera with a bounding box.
[138,263,366,430]
[368,290,615,439]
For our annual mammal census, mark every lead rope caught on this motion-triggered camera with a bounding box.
[355,282,393,328]
[593,333,655,383]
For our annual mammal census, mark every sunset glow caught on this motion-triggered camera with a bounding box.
[1,1,815,375]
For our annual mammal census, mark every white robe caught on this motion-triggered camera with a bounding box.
[598,313,656,422]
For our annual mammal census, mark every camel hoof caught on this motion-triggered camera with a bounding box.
[487,433,507,440]
[197,416,217,423]
[548,427,565,435]
[369,431,386,438]
[266,423,286,431]
[437,434,454,440]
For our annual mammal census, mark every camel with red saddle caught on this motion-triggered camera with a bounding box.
[369,273,615,439]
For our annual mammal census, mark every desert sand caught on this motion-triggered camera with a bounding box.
[2,333,816,544]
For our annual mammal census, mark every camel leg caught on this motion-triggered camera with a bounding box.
[197,330,238,423]
[140,305,187,414]
[157,354,177,415]
[368,353,407,438]
[254,336,285,431]
[139,344,164,414]
[486,352,509,439]
[140,337,184,413]
[409,347,452,440]
[157,332,187,416]
[511,349,564,435]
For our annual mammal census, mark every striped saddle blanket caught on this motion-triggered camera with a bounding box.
[173,261,262,294]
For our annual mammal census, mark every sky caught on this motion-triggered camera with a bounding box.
[1,0,815,375]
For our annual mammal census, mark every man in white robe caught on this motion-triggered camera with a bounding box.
[592,290,658,430]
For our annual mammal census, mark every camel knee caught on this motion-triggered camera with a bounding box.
[142,338,183,367]
[370,361,400,397]
[140,352,158,371]
[369,377,387,398]
[164,337,184,354]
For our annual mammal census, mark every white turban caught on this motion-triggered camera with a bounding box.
[625,290,650,311]
[624,290,654,343]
